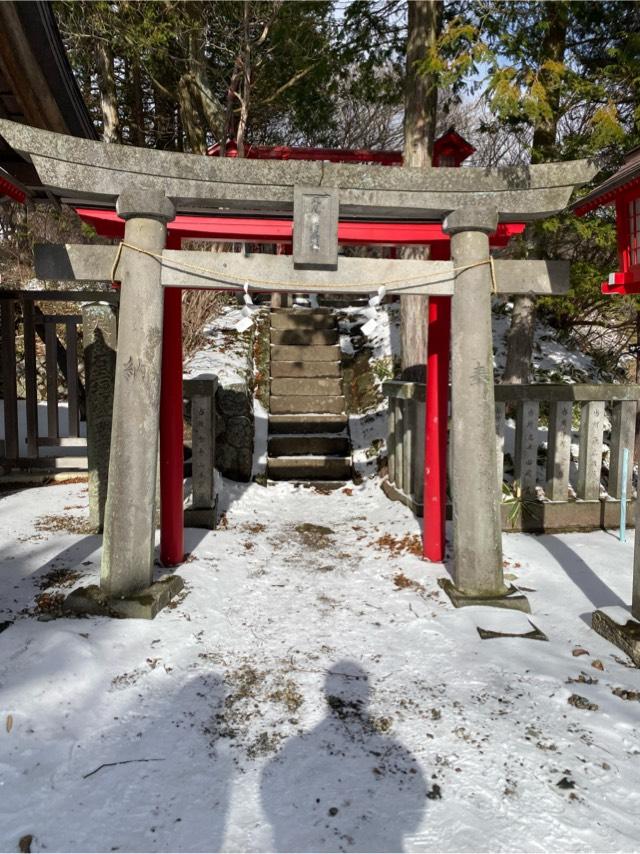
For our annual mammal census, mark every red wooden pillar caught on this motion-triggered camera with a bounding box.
[423,295,451,561]
[160,232,184,566]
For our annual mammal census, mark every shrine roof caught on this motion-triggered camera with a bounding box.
[574,146,640,216]
[0,1,96,199]
[207,128,476,167]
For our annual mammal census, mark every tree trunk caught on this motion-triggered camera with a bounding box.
[130,59,146,147]
[177,15,207,154]
[95,41,121,144]
[502,294,536,383]
[177,73,205,153]
[403,0,438,169]
[236,2,251,157]
[503,2,568,383]
[400,0,440,382]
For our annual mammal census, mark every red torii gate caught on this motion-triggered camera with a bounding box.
[64,132,523,567]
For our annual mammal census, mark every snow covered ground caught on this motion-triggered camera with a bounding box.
[2,477,640,853]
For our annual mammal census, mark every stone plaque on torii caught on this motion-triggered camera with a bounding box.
[0,118,596,618]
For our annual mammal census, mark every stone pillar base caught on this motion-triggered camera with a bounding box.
[592,609,640,667]
[438,577,531,613]
[63,574,184,620]
[184,504,217,530]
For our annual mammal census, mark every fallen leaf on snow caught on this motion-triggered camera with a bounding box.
[572,647,589,657]
[568,693,598,711]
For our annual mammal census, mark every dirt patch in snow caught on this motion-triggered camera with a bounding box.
[34,513,93,535]
[294,523,335,550]
[374,532,422,556]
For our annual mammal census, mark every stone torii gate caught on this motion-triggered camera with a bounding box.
[0,118,596,618]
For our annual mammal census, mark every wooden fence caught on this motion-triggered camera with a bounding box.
[383,381,640,533]
[0,290,118,473]
[1,291,221,531]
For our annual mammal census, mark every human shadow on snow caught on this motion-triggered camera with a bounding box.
[260,660,427,853]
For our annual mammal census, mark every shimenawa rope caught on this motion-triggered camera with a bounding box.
[110,240,498,294]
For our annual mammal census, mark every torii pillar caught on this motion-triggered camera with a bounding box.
[66,187,185,618]
[440,207,529,611]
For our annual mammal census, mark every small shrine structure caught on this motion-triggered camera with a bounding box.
[72,128,523,569]
[0,117,595,618]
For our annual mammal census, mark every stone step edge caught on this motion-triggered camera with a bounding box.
[267,455,352,462]
[271,307,333,314]
[268,413,348,419]
[269,394,346,399]
[268,412,348,417]
[267,432,348,439]
[266,479,351,486]
[269,365,343,368]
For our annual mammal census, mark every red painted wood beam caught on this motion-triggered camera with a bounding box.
[0,175,26,203]
[160,233,185,567]
[423,295,451,562]
[75,208,524,248]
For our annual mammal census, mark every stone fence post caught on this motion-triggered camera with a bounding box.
[184,377,218,529]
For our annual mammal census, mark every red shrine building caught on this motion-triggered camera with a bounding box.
[575,145,640,295]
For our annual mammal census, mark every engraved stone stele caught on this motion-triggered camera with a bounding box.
[184,377,218,529]
[293,185,339,270]
[82,302,117,532]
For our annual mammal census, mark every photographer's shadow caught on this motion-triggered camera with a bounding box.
[261,661,427,853]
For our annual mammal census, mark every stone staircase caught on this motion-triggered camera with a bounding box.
[267,307,352,481]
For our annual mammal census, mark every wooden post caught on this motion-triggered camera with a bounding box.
[65,320,80,437]
[160,232,184,567]
[423,295,450,561]
[0,299,18,460]
[45,320,59,439]
[22,298,39,459]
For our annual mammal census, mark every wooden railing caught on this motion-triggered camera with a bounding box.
[0,290,118,474]
[382,381,425,515]
[383,381,640,533]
